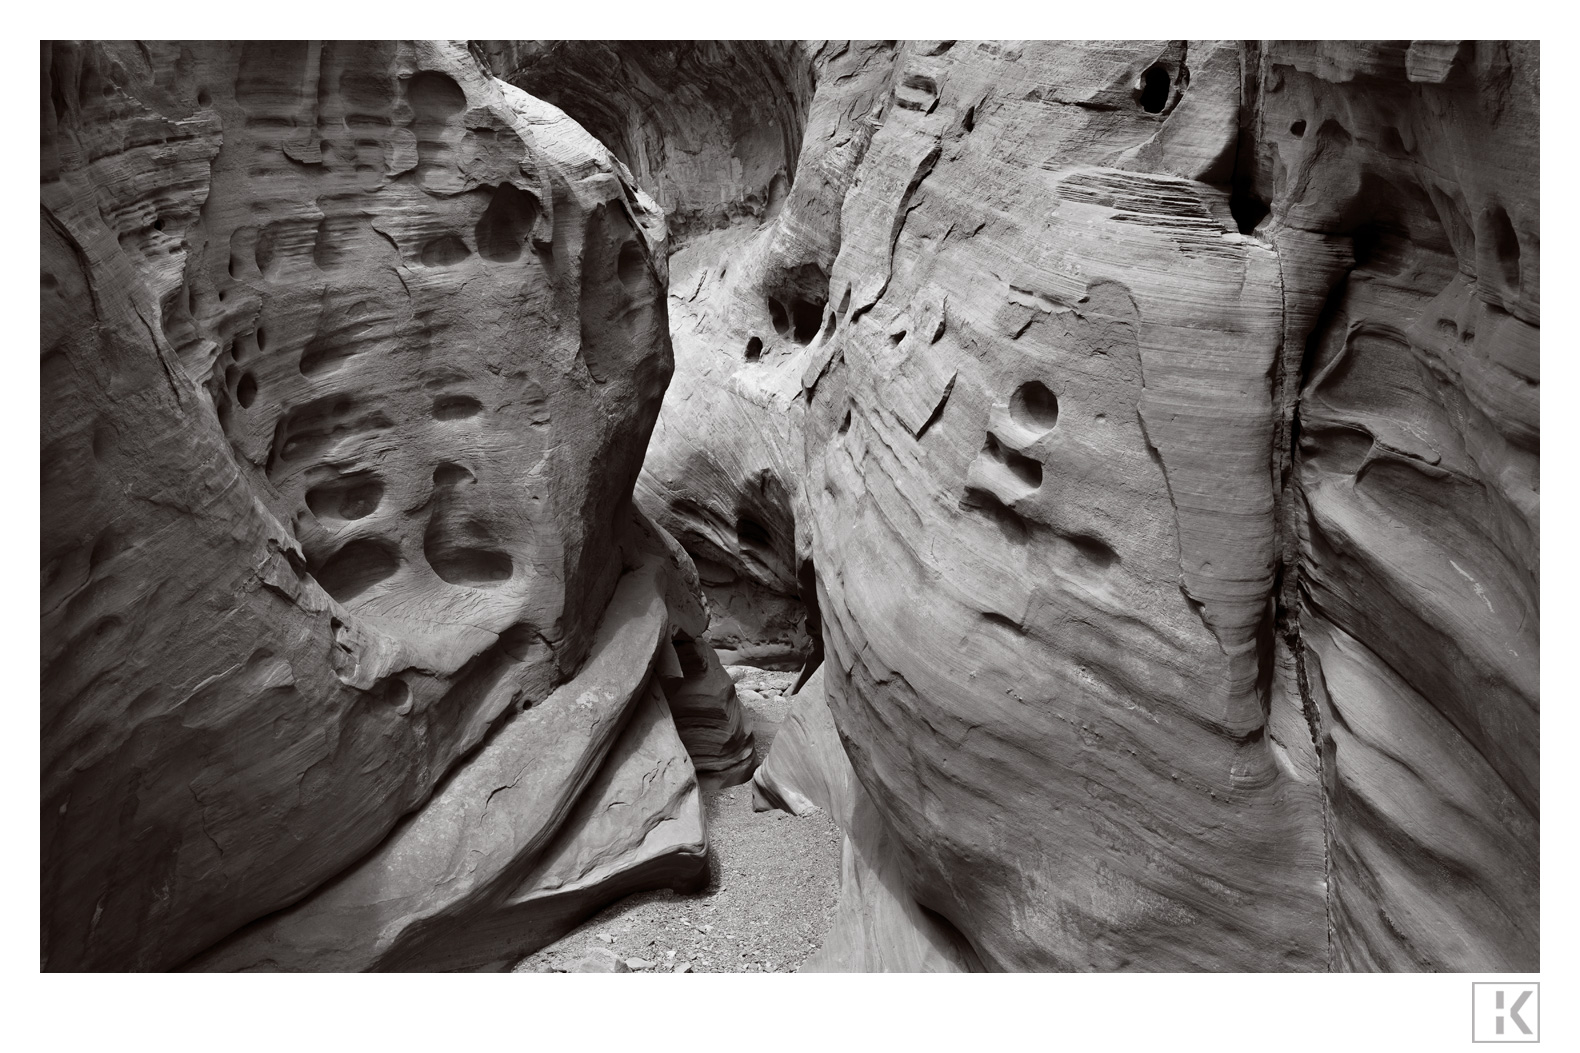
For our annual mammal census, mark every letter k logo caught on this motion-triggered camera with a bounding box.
[1474,982,1539,1043]
[1497,989,1533,1036]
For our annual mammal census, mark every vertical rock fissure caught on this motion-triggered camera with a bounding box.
[1228,41,1270,235]
[1248,39,1337,966]
[1269,258,1336,972]
[1277,243,1366,971]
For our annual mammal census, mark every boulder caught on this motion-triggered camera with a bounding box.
[565,948,630,973]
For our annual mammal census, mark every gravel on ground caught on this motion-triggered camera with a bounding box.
[514,667,842,974]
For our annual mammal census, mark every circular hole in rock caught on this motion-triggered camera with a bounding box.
[433,462,475,488]
[236,372,258,408]
[1290,119,1307,138]
[745,337,763,362]
[1010,380,1060,434]
[768,298,790,336]
[314,537,400,604]
[406,69,467,117]
[432,394,482,420]
[371,676,410,710]
[306,473,385,521]
[736,515,773,551]
[498,623,542,661]
[987,434,1044,489]
[1138,64,1170,114]
[791,299,825,344]
[475,184,538,263]
[420,234,471,267]
[1065,533,1119,570]
[425,532,513,587]
[1481,202,1522,292]
[617,241,647,288]
[197,88,212,107]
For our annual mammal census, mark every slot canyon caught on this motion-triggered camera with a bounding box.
[40,39,1538,973]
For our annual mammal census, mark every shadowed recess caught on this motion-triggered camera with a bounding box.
[475,184,539,262]
[1010,380,1059,433]
[306,472,385,521]
[313,537,401,603]
[1139,64,1170,113]
[424,518,513,586]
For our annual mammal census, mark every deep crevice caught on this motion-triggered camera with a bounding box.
[1228,42,1270,236]
[1138,64,1170,114]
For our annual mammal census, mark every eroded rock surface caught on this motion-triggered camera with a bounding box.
[41,39,1538,974]
[41,39,737,971]
[189,559,704,972]
[496,42,901,670]
[753,667,982,972]
[484,42,815,244]
[593,40,1539,972]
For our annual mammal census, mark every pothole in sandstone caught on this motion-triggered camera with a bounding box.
[512,667,842,974]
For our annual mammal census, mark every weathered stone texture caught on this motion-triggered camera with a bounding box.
[41,39,1538,973]
[41,39,732,971]
[621,40,1539,972]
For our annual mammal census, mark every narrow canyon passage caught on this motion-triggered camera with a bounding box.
[515,669,844,973]
[40,39,1537,975]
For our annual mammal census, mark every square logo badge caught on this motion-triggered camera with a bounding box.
[1473,983,1540,1043]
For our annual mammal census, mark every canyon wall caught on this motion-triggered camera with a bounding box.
[496,42,899,669]
[41,39,1538,972]
[41,39,747,971]
[603,40,1539,971]
[483,41,815,244]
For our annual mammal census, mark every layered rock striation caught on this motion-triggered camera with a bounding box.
[606,40,1540,971]
[41,39,1538,973]
[41,39,747,971]
[482,41,815,244]
[496,42,899,669]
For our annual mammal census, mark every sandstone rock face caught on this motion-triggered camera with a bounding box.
[484,42,815,244]
[594,40,1537,972]
[41,39,1538,974]
[1263,42,1538,971]
[188,559,705,972]
[41,40,730,971]
[753,667,982,972]
[505,42,899,670]
[800,39,1537,972]
[799,39,1325,972]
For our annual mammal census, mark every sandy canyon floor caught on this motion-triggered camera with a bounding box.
[514,669,842,973]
